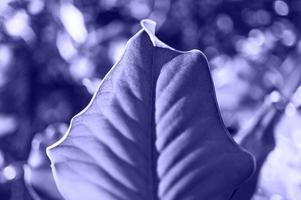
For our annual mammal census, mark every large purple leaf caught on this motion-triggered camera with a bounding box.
[46,20,255,200]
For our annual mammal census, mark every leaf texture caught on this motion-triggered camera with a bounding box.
[47,19,255,200]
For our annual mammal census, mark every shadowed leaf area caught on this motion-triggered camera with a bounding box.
[47,20,255,200]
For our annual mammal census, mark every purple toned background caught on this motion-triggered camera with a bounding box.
[0,0,301,199]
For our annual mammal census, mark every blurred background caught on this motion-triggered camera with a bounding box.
[0,0,301,199]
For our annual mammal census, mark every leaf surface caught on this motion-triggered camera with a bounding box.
[47,19,255,200]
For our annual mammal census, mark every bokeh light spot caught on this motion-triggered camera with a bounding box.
[4,10,35,41]
[0,115,17,137]
[60,3,88,44]
[69,57,95,80]
[28,0,44,15]
[82,78,102,95]
[0,151,4,168]
[281,29,296,46]
[285,103,296,117]
[274,0,289,16]
[216,14,233,33]
[269,90,281,103]
[3,165,17,181]
[108,38,127,63]
[56,32,77,61]
[0,45,12,67]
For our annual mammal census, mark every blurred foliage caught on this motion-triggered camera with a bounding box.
[0,0,301,199]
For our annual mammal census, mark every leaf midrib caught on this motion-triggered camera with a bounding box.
[149,45,159,200]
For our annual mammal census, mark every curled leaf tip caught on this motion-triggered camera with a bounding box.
[140,19,172,49]
[141,19,156,35]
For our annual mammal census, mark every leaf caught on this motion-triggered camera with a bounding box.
[46,19,255,200]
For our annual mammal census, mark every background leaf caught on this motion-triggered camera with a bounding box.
[47,20,255,200]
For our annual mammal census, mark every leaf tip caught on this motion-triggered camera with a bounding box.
[140,19,158,46]
[140,19,156,35]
